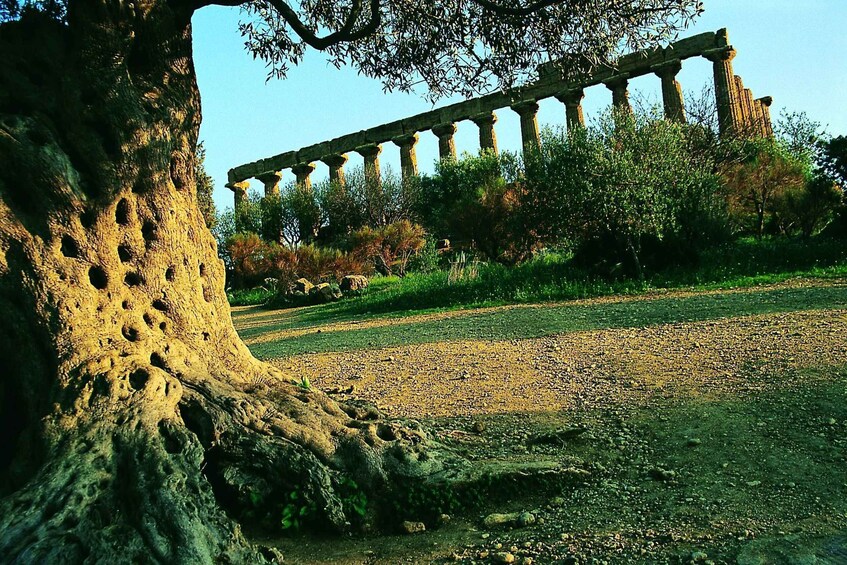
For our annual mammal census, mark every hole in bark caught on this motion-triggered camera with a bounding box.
[121,300,131,310]
[165,266,175,282]
[160,322,167,332]
[377,425,398,442]
[118,244,132,263]
[128,369,149,390]
[80,209,96,228]
[152,299,169,312]
[143,313,154,327]
[150,352,166,369]
[88,266,108,289]
[60,235,79,258]
[142,221,157,244]
[121,325,140,342]
[202,332,210,341]
[178,400,215,449]
[124,272,143,287]
[158,421,182,454]
[199,263,206,277]
[115,198,130,225]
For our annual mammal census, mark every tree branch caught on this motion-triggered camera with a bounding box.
[264,0,382,51]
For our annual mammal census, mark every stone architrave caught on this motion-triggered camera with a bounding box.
[431,123,458,161]
[392,134,420,179]
[255,171,283,197]
[225,180,250,210]
[756,96,774,137]
[291,163,316,189]
[603,74,632,115]
[322,154,349,186]
[652,60,686,123]
[356,144,382,183]
[703,46,743,137]
[470,112,499,153]
[555,88,586,131]
[510,100,541,151]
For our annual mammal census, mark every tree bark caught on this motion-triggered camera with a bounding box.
[0,3,443,561]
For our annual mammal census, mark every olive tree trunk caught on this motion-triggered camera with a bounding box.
[0,3,441,562]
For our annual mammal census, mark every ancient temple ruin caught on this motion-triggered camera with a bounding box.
[227,29,772,202]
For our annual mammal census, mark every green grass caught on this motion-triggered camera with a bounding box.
[228,287,275,306]
[243,236,847,324]
[242,283,847,359]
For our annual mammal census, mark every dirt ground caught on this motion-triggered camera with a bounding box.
[233,280,847,564]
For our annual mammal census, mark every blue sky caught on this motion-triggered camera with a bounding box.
[192,1,847,213]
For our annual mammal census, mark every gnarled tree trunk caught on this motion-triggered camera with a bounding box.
[0,3,443,561]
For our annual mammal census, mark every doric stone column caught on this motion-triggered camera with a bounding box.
[555,88,586,132]
[756,96,774,137]
[432,123,458,161]
[322,154,348,186]
[392,134,419,179]
[703,46,743,137]
[603,74,632,114]
[291,163,316,189]
[470,111,499,153]
[356,144,382,183]
[652,60,686,123]
[255,172,282,197]
[511,100,541,151]
[225,180,249,210]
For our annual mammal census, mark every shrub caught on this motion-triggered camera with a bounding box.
[350,220,427,276]
[773,174,843,237]
[720,138,807,238]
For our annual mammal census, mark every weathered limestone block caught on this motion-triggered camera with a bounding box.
[355,144,382,183]
[510,100,541,151]
[471,111,499,153]
[321,153,348,186]
[432,123,458,161]
[255,171,282,197]
[291,163,316,189]
[703,46,743,137]
[652,59,686,123]
[340,275,369,292]
[555,88,586,131]
[603,73,632,114]
[225,180,250,210]
[392,134,419,179]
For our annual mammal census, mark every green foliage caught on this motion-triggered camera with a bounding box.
[227,287,275,306]
[818,135,847,187]
[195,141,217,230]
[296,375,311,390]
[349,220,427,276]
[721,137,808,238]
[279,490,316,531]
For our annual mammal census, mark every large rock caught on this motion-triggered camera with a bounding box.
[340,274,369,292]
[310,282,342,303]
[294,278,313,294]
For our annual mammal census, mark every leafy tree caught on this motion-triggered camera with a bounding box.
[349,220,426,276]
[818,135,847,187]
[195,141,218,229]
[721,138,807,238]
[0,0,702,559]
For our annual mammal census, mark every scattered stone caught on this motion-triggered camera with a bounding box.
[690,550,708,562]
[527,427,588,446]
[517,511,536,527]
[401,521,426,534]
[484,512,517,528]
[438,513,451,525]
[493,552,515,564]
[687,438,702,447]
[310,282,340,303]
[340,274,369,292]
[293,278,313,294]
[649,467,676,481]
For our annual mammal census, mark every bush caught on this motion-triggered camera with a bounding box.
[773,174,843,237]
[524,110,727,278]
[349,220,427,277]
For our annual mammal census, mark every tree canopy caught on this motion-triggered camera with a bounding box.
[3,0,703,99]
